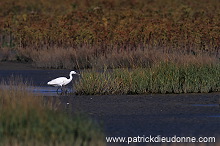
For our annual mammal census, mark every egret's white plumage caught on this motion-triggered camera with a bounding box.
[47,71,79,92]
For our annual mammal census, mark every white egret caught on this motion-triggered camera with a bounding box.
[47,71,79,92]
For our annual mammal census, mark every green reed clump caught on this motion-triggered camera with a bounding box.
[75,63,220,95]
[0,77,104,146]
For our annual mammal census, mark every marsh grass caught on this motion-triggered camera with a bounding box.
[75,63,220,95]
[0,77,105,146]
[4,46,217,69]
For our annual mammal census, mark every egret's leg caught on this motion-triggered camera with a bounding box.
[64,87,68,93]
[56,86,61,93]
[61,86,64,92]
[63,86,68,93]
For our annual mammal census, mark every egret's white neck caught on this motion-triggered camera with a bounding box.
[69,73,73,81]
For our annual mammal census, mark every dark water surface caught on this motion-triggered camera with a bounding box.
[0,69,220,139]
[62,94,220,138]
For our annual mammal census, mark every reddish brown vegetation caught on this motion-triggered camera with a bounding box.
[0,0,219,68]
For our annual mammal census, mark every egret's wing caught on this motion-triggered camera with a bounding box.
[47,77,67,86]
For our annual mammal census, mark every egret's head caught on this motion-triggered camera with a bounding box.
[70,71,80,75]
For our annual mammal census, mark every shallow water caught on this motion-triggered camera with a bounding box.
[0,69,79,86]
[0,69,220,139]
[0,69,78,96]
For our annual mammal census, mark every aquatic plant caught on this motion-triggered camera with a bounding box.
[75,63,220,95]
